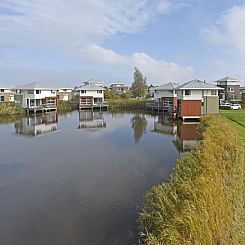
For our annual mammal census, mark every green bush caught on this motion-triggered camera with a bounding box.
[108,99,147,110]
[57,100,78,112]
[219,106,231,110]
[0,102,25,115]
[139,116,245,244]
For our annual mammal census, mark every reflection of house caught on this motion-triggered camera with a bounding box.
[15,112,59,137]
[153,114,177,135]
[216,77,241,101]
[173,121,200,151]
[57,87,73,101]
[153,82,178,112]
[176,80,222,120]
[0,84,15,102]
[109,83,129,94]
[78,111,106,129]
[15,82,58,112]
[78,80,107,110]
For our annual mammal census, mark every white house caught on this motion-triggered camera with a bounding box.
[78,80,106,109]
[15,82,58,112]
[0,84,15,102]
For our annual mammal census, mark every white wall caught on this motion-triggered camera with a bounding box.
[177,89,219,100]
[154,90,176,99]
[80,90,104,100]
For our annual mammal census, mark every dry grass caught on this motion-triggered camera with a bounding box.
[139,116,245,244]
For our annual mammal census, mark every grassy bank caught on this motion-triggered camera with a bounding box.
[139,116,244,244]
[0,102,25,116]
[220,110,245,141]
[108,98,147,110]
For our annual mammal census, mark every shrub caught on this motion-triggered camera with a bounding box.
[139,116,245,244]
[0,102,25,115]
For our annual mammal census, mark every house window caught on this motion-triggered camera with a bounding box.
[211,90,217,95]
[27,90,34,94]
[36,90,41,94]
[185,90,191,95]
[163,98,173,107]
[81,90,86,94]
[94,98,102,104]
[51,90,56,94]
[97,90,102,93]
[229,87,234,92]
[47,98,56,106]
[30,99,35,107]
[0,96,4,102]
[80,98,92,105]
[0,89,4,93]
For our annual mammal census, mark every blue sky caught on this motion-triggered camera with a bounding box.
[0,0,245,86]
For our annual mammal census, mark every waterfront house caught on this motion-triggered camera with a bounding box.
[15,82,58,112]
[109,82,129,94]
[0,84,15,102]
[153,82,179,112]
[78,80,106,110]
[175,80,222,120]
[241,86,245,104]
[216,77,241,101]
[57,86,74,101]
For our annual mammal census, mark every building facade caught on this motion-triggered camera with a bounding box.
[241,86,245,104]
[57,87,74,101]
[109,83,129,94]
[176,80,222,120]
[216,77,241,101]
[0,85,15,102]
[153,82,178,112]
[15,82,58,111]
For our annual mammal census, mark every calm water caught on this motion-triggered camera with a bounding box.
[0,111,198,245]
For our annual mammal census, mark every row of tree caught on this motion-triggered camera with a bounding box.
[104,67,150,100]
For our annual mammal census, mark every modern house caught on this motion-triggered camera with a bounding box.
[241,86,245,104]
[0,84,15,102]
[153,82,179,112]
[78,110,106,129]
[175,80,222,120]
[215,77,241,101]
[15,82,58,112]
[57,87,74,101]
[109,83,129,94]
[15,112,59,137]
[78,80,107,110]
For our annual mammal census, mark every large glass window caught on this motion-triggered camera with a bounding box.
[163,98,173,107]
[185,90,191,95]
[97,90,102,93]
[80,98,92,105]
[94,98,102,104]
[47,98,56,106]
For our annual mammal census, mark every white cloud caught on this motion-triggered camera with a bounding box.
[82,44,194,84]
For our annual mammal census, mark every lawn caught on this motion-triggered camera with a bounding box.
[220,110,245,141]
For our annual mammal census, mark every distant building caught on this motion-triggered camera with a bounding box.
[241,86,245,104]
[175,80,222,120]
[0,84,15,102]
[153,82,179,112]
[109,83,129,94]
[215,77,241,101]
[15,82,58,112]
[57,87,74,101]
[78,80,106,110]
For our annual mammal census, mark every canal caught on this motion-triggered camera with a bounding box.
[0,110,199,245]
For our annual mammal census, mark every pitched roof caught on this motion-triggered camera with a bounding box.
[17,82,58,90]
[78,84,105,91]
[176,79,223,90]
[216,77,240,82]
[155,82,179,90]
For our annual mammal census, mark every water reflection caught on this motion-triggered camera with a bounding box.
[153,113,177,136]
[131,114,148,143]
[173,121,200,151]
[153,113,200,151]
[78,110,106,130]
[15,112,59,137]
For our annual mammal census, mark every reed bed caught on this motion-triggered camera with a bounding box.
[0,102,25,115]
[139,116,245,244]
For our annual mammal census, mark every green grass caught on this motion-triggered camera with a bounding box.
[220,110,245,141]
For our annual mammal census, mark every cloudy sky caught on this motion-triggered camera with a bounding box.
[0,0,245,86]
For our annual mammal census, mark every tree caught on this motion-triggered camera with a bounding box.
[131,67,148,98]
